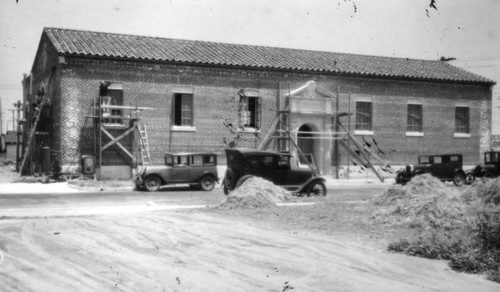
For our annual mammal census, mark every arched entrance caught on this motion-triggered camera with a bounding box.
[297,124,317,168]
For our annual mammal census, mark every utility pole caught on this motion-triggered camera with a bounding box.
[14,101,22,171]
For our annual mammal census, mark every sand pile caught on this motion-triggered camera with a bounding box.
[218,176,292,209]
[372,174,467,229]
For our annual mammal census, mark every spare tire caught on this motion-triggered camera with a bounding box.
[224,168,237,193]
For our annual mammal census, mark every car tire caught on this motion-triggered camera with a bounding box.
[223,182,229,195]
[236,175,253,188]
[484,172,495,179]
[144,175,161,192]
[200,175,216,191]
[465,173,475,185]
[453,172,465,186]
[224,169,237,192]
[307,181,327,197]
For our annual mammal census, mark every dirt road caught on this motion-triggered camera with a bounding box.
[1,209,498,292]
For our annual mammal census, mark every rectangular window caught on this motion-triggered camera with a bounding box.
[407,104,423,132]
[355,101,372,131]
[455,106,470,134]
[239,94,260,130]
[99,82,123,125]
[174,93,193,127]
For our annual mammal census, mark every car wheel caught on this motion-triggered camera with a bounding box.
[236,175,253,188]
[224,169,237,192]
[307,181,327,197]
[144,175,161,192]
[453,172,465,186]
[200,175,216,191]
[484,172,495,179]
[465,173,475,185]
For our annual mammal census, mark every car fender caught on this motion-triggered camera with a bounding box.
[453,168,465,176]
[197,171,220,183]
[296,176,326,193]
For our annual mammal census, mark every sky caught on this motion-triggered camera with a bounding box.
[0,0,499,134]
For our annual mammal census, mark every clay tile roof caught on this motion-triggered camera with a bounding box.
[44,27,494,84]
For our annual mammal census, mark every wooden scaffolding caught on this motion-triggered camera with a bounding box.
[258,82,388,182]
[85,98,154,180]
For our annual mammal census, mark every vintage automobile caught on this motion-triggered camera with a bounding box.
[395,154,467,186]
[135,152,219,191]
[222,148,327,196]
[466,151,500,183]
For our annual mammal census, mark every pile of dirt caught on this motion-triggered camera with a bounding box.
[462,178,500,205]
[371,174,467,229]
[218,176,292,210]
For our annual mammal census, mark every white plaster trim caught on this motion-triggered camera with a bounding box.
[406,131,424,137]
[454,133,471,138]
[171,126,196,132]
[172,86,194,94]
[354,130,374,136]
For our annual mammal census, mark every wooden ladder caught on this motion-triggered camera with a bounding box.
[18,100,46,175]
[138,124,152,166]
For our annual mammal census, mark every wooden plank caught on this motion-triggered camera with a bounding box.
[257,113,283,150]
[100,126,136,163]
[338,122,385,182]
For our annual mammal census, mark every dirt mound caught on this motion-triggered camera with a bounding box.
[372,174,467,229]
[462,178,500,205]
[218,176,292,209]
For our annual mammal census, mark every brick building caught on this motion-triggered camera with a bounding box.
[21,28,495,179]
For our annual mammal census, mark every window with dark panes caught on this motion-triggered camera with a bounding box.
[355,101,372,131]
[174,93,193,126]
[455,106,470,134]
[238,93,260,130]
[407,104,423,132]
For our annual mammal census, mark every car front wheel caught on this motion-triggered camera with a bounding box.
[465,173,475,185]
[144,175,161,192]
[200,175,216,191]
[307,181,327,197]
[453,172,465,186]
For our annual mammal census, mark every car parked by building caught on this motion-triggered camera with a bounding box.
[222,148,327,196]
[395,154,467,186]
[135,152,219,191]
[466,151,500,183]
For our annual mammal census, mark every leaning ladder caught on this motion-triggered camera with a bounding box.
[138,124,152,166]
[18,100,46,175]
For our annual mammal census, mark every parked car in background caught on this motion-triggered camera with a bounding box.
[222,148,327,196]
[135,152,219,191]
[395,154,466,186]
[466,151,500,184]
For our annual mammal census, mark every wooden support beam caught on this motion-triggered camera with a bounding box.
[338,122,384,182]
[100,126,137,164]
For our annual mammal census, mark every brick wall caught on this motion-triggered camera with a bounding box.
[54,56,491,173]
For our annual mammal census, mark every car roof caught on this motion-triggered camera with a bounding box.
[419,154,462,157]
[164,152,217,156]
[227,148,292,156]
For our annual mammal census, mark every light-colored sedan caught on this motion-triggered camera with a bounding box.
[135,152,219,191]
